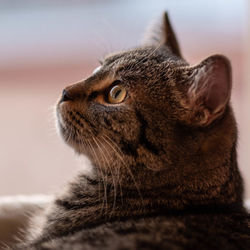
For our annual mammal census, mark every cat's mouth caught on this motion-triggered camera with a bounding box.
[56,104,114,166]
[56,103,86,144]
[57,108,80,144]
[56,103,95,151]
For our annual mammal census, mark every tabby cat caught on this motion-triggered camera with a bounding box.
[16,13,250,249]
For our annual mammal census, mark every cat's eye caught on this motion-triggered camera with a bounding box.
[108,84,127,104]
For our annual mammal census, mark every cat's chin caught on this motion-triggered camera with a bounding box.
[56,107,79,148]
[55,113,90,156]
[59,128,90,155]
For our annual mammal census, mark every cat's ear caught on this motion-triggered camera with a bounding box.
[182,55,232,126]
[143,12,181,57]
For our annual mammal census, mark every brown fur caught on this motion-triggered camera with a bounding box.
[15,12,249,250]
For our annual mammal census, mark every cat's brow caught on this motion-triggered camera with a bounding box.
[84,72,115,93]
[104,53,127,65]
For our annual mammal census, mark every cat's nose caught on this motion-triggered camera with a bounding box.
[60,89,73,103]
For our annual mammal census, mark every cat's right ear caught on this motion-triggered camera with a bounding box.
[143,12,182,58]
[180,55,232,126]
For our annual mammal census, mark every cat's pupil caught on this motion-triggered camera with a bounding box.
[114,89,121,99]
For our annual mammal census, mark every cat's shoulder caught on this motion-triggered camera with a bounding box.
[22,212,250,250]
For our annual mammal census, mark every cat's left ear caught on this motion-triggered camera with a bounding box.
[143,12,182,57]
[181,55,232,126]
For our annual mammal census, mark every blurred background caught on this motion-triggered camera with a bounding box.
[0,0,250,199]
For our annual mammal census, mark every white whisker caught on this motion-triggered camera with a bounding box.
[95,136,118,217]
[101,133,144,204]
[85,134,108,215]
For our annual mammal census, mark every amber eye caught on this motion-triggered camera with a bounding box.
[108,84,127,104]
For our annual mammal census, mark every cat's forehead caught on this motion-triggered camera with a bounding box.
[102,46,186,75]
[104,47,171,66]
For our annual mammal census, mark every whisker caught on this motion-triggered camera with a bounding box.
[95,136,118,217]
[101,134,144,204]
[99,135,124,207]
[85,135,108,215]
[91,136,112,215]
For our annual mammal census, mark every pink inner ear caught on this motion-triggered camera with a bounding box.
[203,57,231,112]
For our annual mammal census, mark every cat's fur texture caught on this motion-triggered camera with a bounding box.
[15,13,250,249]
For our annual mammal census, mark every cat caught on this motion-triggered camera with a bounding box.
[14,12,250,249]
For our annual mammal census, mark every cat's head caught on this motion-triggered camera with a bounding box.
[56,13,234,176]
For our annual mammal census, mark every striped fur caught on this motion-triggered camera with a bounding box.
[16,13,250,249]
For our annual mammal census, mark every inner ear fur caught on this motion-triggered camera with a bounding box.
[182,55,232,126]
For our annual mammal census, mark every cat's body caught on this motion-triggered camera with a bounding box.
[15,13,250,249]
[21,211,250,250]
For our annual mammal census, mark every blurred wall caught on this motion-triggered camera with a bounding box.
[0,0,249,198]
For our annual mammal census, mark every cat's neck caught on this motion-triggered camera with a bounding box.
[33,142,243,244]
[86,109,244,214]
[96,142,243,212]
